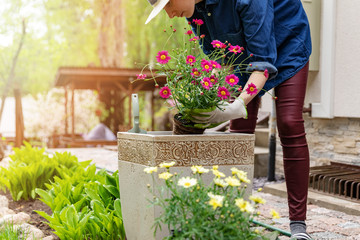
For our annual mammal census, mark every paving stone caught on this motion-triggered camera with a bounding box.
[0,212,30,226]
[0,207,15,217]
[310,207,332,214]
[0,195,8,208]
[338,221,360,229]
[311,231,347,239]
[42,236,54,240]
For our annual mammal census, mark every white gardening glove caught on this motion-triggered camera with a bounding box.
[191,97,248,124]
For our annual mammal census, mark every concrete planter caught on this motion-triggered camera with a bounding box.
[118,131,255,240]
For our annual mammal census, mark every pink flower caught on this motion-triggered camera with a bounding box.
[200,34,205,38]
[159,86,171,99]
[191,68,202,78]
[211,40,226,49]
[246,83,258,95]
[189,36,199,42]
[136,74,147,80]
[210,60,221,69]
[264,69,269,78]
[225,74,239,86]
[186,55,196,65]
[201,77,213,90]
[156,51,171,64]
[217,86,230,100]
[209,75,218,84]
[192,19,204,26]
[185,30,193,35]
[201,60,213,73]
[229,45,243,54]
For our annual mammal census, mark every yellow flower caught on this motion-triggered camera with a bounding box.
[270,209,280,219]
[159,161,176,168]
[213,178,228,188]
[212,165,219,170]
[191,165,209,174]
[224,176,241,187]
[235,198,254,213]
[212,169,225,178]
[144,167,158,174]
[231,168,250,183]
[257,188,263,192]
[158,172,173,180]
[178,176,197,188]
[249,195,266,204]
[207,192,224,210]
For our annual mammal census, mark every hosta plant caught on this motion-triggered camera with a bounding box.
[0,142,89,201]
[35,167,125,240]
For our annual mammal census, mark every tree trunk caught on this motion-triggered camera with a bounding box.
[0,20,26,124]
[98,0,125,67]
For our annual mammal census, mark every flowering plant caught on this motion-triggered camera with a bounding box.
[136,21,267,130]
[144,163,280,240]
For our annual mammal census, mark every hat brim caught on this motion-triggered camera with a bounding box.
[145,0,170,24]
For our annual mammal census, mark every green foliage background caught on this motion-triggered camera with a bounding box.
[0,0,188,96]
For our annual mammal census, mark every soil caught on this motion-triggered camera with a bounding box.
[0,190,60,240]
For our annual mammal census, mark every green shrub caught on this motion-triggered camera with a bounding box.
[0,142,91,200]
[36,168,125,240]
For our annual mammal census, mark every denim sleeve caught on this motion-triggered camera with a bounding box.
[236,0,278,79]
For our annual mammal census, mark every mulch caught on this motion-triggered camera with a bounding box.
[0,190,59,240]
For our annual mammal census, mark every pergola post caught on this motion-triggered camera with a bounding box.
[14,88,24,147]
[71,81,75,140]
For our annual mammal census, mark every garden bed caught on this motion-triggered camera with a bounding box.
[0,190,59,239]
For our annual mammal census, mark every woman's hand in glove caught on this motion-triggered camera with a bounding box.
[188,97,248,124]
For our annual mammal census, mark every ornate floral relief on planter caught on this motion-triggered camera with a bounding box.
[153,140,253,166]
[118,132,254,166]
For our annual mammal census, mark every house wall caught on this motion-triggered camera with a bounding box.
[275,116,360,177]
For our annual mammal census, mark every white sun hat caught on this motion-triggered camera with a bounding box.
[145,0,170,24]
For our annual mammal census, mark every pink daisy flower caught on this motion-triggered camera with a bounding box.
[156,51,171,64]
[201,60,213,73]
[159,86,171,99]
[192,19,204,26]
[246,83,258,95]
[189,36,199,42]
[185,30,193,35]
[186,55,196,65]
[211,40,226,49]
[264,69,269,78]
[229,45,243,54]
[200,34,205,38]
[225,74,239,86]
[210,60,221,69]
[191,68,202,78]
[217,86,230,100]
[136,74,147,80]
[209,75,218,84]
[201,77,213,90]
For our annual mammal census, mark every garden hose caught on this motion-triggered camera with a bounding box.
[251,219,292,237]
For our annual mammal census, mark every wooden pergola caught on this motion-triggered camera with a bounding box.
[54,66,166,147]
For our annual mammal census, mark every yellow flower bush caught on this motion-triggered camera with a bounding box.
[144,162,278,239]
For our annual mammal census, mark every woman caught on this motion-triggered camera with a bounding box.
[146,1,312,239]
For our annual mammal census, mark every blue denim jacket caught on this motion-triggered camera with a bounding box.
[188,0,312,96]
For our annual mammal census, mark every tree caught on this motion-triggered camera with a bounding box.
[0,19,26,123]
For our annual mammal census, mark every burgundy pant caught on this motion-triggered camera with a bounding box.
[230,63,310,221]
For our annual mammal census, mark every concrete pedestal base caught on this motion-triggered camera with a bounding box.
[118,131,255,240]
